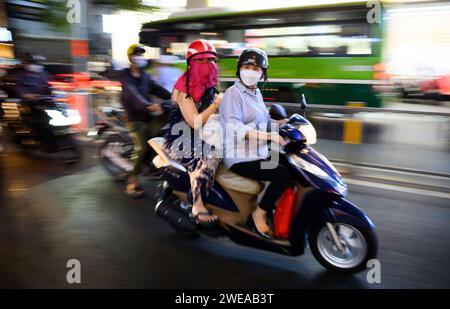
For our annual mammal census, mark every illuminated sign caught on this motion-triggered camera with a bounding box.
[0,27,13,42]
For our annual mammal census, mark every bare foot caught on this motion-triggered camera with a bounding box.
[192,202,218,224]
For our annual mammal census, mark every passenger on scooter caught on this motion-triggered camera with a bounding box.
[163,39,222,226]
[120,44,171,198]
[219,48,294,239]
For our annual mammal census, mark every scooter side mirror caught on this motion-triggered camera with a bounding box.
[269,103,287,121]
[300,94,308,111]
[300,94,309,117]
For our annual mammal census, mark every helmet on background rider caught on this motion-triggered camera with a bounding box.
[127,44,148,68]
[127,44,146,59]
[21,53,46,73]
[22,53,46,65]
[236,48,269,86]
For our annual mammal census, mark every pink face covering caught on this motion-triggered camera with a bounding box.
[174,53,218,102]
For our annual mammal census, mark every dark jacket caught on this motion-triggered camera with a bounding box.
[119,68,171,122]
[14,69,52,98]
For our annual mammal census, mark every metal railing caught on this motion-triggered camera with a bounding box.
[268,102,450,190]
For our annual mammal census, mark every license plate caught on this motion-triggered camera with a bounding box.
[54,129,69,136]
[87,129,100,137]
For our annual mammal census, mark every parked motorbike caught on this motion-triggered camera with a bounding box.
[91,101,171,181]
[1,94,81,162]
[149,98,378,274]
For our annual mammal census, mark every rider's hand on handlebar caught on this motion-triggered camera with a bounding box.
[147,103,163,114]
[270,132,287,147]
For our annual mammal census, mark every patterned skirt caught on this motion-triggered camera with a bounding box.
[163,124,220,204]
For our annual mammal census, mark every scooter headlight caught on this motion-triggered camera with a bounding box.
[289,154,347,196]
[290,154,329,179]
[296,124,317,145]
[45,109,81,126]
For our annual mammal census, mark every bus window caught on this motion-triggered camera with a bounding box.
[163,23,374,58]
[243,24,373,57]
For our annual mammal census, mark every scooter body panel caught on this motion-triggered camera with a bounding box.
[161,167,239,212]
[288,189,375,253]
[288,146,348,197]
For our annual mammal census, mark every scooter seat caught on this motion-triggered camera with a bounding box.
[149,137,187,173]
[215,164,264,195]
[149,137,263,195]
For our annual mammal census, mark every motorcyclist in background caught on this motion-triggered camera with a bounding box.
[14,53,52,101]
[119,44,171,198]
[12,53,54,145]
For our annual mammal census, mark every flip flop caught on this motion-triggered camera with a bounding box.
[191,210,218,227]
[125,184,145,198]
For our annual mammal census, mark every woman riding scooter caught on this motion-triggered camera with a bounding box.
[151,48,378,272]
[219,48,294,239]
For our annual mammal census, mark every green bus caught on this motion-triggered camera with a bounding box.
[140,2,386,107]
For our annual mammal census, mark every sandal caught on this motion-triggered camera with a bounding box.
[190,210,218,227]
[125,181,145,198]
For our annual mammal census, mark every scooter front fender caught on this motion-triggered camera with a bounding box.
[327,197,375,230]
[288,189,375,254]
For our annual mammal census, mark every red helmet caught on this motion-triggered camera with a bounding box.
[185,39,217,62]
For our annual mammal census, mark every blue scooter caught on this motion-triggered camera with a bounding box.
[149,98,378,274]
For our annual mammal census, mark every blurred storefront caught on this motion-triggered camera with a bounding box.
[0,1,15,71]
[383,1,450,99]
[103,2,182,69]
[4,0,88,73]
[385,1,450,78]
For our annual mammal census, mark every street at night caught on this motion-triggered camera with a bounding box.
[1,0,450,301]
[1,141,448,289]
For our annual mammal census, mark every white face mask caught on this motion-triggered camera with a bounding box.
[131,55,147,68]
[26,64,44,73]
[240,69,262,87]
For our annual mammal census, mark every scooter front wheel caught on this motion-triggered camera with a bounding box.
[309,223,378,274]
[100,134,133,181]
